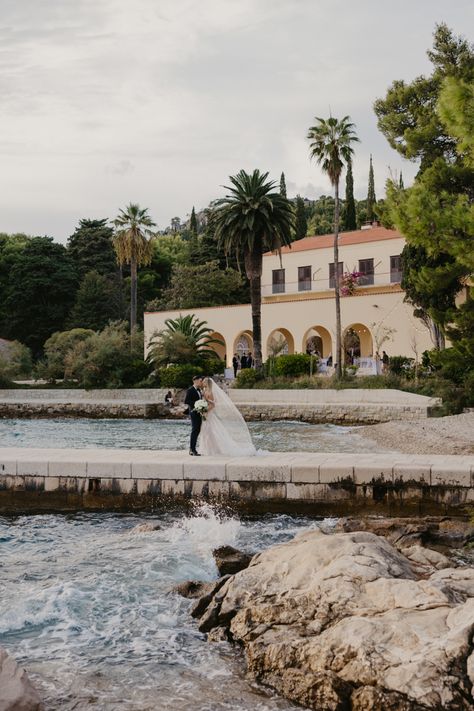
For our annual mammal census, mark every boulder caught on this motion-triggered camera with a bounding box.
[212,545,254,576]
[193,529,474,710]
[0,647,43,711]
[171,580,214,599]
[128,522,161,534]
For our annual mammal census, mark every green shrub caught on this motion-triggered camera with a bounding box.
[199,358,225,377]
[234,368,264,388]
[38,328,95,381]
[64,322,147,389]
[0,340,32,380]
[118,359,153,387]
[158,364,197,389]
[388,355,413,376]
[0,372,14,388]
[272,353,316,377]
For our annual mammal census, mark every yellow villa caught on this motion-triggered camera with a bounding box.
[144,225,435,374]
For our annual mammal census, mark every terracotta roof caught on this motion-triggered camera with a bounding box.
[265,226,403,256]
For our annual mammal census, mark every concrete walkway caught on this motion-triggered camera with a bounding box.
[1,448,473,487]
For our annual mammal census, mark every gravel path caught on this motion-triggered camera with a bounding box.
[359,412,474,455]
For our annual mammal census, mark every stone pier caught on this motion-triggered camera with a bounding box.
[1,448,472,516]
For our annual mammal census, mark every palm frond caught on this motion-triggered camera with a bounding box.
[112,202,156,267]
[307,116,359,186]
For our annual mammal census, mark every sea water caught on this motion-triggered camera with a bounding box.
[0,417,388,453]
[0,419,385,708]
[0,507,334,710]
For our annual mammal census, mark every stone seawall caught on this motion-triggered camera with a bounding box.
[1,448,472,516]
[235,403,430,424]
[0,388,440,424]
[0,402,176,419]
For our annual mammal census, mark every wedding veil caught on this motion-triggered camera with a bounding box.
[205,378,256,455]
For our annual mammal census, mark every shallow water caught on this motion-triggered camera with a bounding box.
[0,417,388,453]
[0,508,334,710]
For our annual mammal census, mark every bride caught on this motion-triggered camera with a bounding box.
[199,378,257,456]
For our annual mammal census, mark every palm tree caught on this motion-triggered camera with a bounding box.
[112,203,156,332]
[148,314,224,365]
[307,116,359,377]
[214,169,294,369]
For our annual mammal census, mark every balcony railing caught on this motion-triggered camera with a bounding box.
[263,270,403,297]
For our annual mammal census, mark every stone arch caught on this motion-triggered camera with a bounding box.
[343,323,373,362]
[208,331,226,361]
[266,328,295,356]
[302,326,332,358]
[233,330,253,358]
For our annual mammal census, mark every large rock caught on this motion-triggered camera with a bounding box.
[0,648,43,711]
[193,529,474,710]
[212,545,254,576]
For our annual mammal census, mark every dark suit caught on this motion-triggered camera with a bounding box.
[184,385,203,453]
[232,356,239,378]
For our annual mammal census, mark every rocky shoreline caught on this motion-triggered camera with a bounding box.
[177,517,474,711]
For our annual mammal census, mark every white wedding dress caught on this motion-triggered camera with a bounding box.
[199,379,257,456]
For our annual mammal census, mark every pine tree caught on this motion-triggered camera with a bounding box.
[366,155,376,222]
[68,271,123,331]
[343,161,357,230]
[67,218,117,279]
[190,206,198,234]
[399,171,404,189]
[294,196,307,240]
[280,172,287,198]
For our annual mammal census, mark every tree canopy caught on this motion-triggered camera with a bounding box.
[67,218,117,279]
[379,23,474,390]
[3,236,78,354]
[374,23,473,170]
[152,260,248,311]
[214,169,294,367]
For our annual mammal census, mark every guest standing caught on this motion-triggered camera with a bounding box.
[232,353,240,378]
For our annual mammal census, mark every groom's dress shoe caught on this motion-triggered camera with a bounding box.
[189,450,201,456]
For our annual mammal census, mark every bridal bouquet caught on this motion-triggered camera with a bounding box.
[194,399,208,419]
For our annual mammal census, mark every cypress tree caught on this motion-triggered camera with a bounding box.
[190,206,198,234]
[294,195,307,240]
[280,172,287,198]
[399,171,404,189]
[343,161,357,230]
[366,154,377,222]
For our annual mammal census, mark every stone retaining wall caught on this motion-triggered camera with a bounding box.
[0,388,440,423]
[0,402,176,419]
[1,449,472,516]
[236,403,430,424]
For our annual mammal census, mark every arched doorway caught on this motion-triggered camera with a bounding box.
[266,328,295,357]
[233,330,253,359]
[208,331,226,361]
[302,326,332,358]
[343,323,373,363]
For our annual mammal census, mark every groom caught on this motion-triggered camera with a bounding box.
[184,375,204,456]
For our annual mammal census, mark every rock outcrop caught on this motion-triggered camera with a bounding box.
[335,516,474,552]
[191,529,474,710]
[0,647,43,711]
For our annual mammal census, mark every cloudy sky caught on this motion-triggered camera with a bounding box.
[1,0,472,241]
